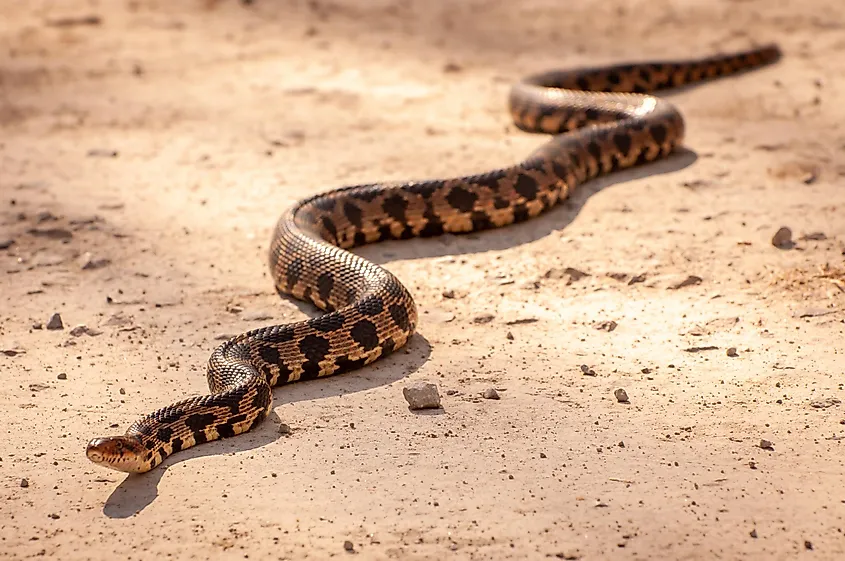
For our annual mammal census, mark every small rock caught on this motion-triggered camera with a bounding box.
[343,540,354,552]
[771,226,793,249]
[482,388,500,400]
[445,389,458,396]
[69,324,102,337]
[614,388,629,403]
[750,529,758,538]
[668,275,703,290]
[800,231,827,241]
[473,313,495,324]
[759,439,774,450]
[539,452,547,458]
[506,331,514,340]
[79,252,110,270]
[593,320,617,332]
[32,323,43,330]
[57,373,67,380]
[809,398,841,409]
[277,423,291,435]
[46,313,64,330]
[628,274,647,285]
[27,227,73,240]
[0,239,14,250]
[35,210,57,223]
[118,388,126,395]
[804,540,813,550]
[48,513,59,520]
[726,347,738,357]
[580,364,597,376]
[441,289,455,299]
[403,381,441,410]
[20,478,29,488]
[87,148,119,158]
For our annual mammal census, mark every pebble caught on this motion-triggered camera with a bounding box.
[805,540,813,550]
[593,320,618,332]
[668,275,703,290]
[79,252,110,270]
[69,324,103,337]
[771,226,793,248]
[614,388,630,403]
[760,439,774,450]
[482,388,500,400]
[506,331,514,340]
[473,313,495,324]
[0,239,14,250]
[20,478,29,488]
[57,373,67,380]
[402,381,441,410]
[277,423,291,435]
[580,364,597,376]
[809,398,841,409]
[46,313,64,330]
[750,529,758,538]
[343,540,354,552]
[726,347,738,357]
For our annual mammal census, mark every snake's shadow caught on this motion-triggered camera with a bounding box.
[102,332,432,518]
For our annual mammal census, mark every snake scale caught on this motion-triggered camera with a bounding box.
[87,44,781,472]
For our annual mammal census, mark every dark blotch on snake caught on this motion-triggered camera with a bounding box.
[335,355,369,374]
[156,427,173,444]
[613,133,633,158]
[343,202,363,228]
[513,203,530,223]
[350,319,380,351]
[286,258,303,289]
[446,185,478,213]
[317,272,334,305]
[217,423,235,439]
[321,217,338,242]
[389,303,411,332]
[171,438,183,453]
[650,123,668,146]
[382,194,409,224]
[470,211,493,231]
[419,206,444,237]
[299,334,331,360]
[258,345,280,368]
[514,173,539,201]
[185,412,216,433]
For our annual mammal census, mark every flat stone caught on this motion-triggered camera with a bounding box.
[403,381,441,410]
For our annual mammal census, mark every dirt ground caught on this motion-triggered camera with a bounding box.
[2,0,844,559]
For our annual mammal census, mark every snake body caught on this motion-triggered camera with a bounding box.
[86,45,781,472]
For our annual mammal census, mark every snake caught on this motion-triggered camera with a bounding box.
[86,44,781,473]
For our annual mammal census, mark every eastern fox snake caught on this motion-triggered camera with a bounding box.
[87,44,781,472]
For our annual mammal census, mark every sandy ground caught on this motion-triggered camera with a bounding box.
[1,0,844,559]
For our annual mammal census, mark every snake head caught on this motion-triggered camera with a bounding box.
[86,436,150,473]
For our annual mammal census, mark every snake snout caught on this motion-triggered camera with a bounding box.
[86,436,148,473]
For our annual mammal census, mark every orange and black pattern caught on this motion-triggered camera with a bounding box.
[86,44,781,473]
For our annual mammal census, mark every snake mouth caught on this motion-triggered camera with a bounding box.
[86,436,149,473]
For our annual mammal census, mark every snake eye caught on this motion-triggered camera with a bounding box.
[115,441,124,451]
